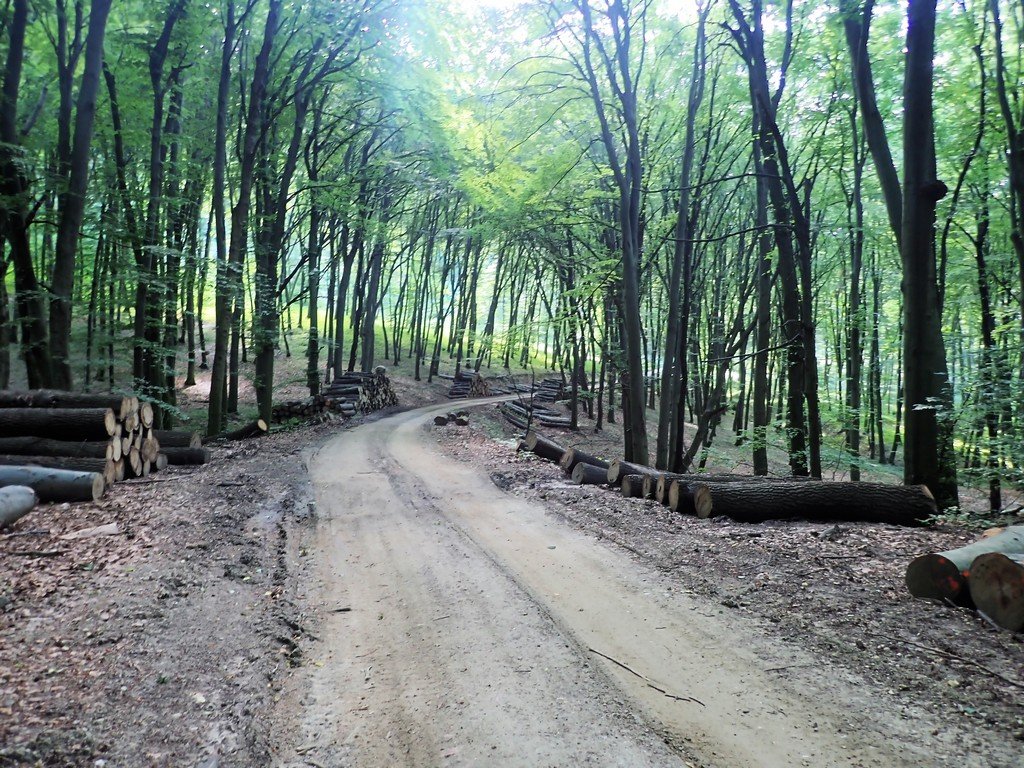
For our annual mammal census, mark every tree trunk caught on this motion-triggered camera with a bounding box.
[571,462,608,485]
[0,407,116,439]
[968,552,1024,632]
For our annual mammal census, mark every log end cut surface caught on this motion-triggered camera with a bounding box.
[905,553,968,603]
[968,553,1024,632]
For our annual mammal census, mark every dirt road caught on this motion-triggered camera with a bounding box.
[271,401,933,767]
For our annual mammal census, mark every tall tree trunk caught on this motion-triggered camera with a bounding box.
[901,0,957,507]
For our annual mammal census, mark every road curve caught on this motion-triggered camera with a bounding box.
[271,399,920,768]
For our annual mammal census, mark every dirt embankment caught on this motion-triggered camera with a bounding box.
[0,423,330,767]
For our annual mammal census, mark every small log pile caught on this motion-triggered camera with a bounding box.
[447,372,491,399]
[433,410,470,427]
[314,367,398,418]
[532,378,564,403]
[906,526,1024,603]
[272,394,357,422]
[0,390,210,511]
[516,431,937,528]
[497,400,572,430]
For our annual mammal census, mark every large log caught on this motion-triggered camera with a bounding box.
[152,430,202,448]
[0,486,37,528]
[0,454,116,485]
[216,419,269,441]
[0,466,105,502]
[968,553,1024,631]
[667,480,712,516]
[161,446,210,465]
[607,459,657,486]
[696,481,934,526]
[559,447,609,474]
[523,431,565,463]
[621,474,646,498]
[906,526,1024,604]
[571,462,608,485]
[642,474,656,500]
[0,389,133,417]
[0,436,115,460]
[0,408,116,440]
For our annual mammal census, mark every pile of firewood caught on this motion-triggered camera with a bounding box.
[518,430,937,528]
[498,401,572,430]
[0,389,210,517]
[289,367,397,423]
[533,378,564,403]
[447,372,490,399]
[906,527,1024,631]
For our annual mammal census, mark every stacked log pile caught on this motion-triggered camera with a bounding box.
[304,367,397,422]
[0,390,210,516]
[533,378,564,403]
[447,372,491,399]
[497,400,572,430]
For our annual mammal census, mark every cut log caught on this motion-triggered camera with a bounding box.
[217,419,269,440]
[621,474,645,498]
[523,431,565,463]
[696,481,934,526]
[0,466,104,502]
[0,485,38,528]
[154,453,169,472]
[667,480,712,516]
[161,446,210,465]
[0,454,114,484]
[559,447,609,474]
[606,459,657,486]
[0,389,132,414]
[139,402,155,428]
[126,447,143,478]
[153,430,202,448]
[0,436,115,460]
[906,526,1024,604]
[0,408,116,440]
[141,436,160,463]
[641,474,656,500]
[571,462,608,485]
[968,553,1024,631]
[454,417,469,426]
[433,415,448,426]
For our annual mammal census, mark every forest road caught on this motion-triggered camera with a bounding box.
[271,398,921,768]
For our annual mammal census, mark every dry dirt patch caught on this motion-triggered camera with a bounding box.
[0,421,341,767]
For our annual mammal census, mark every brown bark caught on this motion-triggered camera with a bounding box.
[161,446,209,465]
[571,462,608,485]
[523,431,565,463]
[152,430,202,448]
[559,447,609,474]
[697,481,934,526]
[0,436,114,459]
[0,466,104,502]
[606,459,660,486]
[0,408,116,440]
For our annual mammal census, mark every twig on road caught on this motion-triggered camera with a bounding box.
[588,647,705,706]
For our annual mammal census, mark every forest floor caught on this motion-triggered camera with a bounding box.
[1,359,1022,766]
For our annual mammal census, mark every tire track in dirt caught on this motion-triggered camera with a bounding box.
[273,399,930,767]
